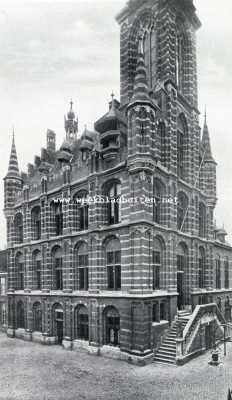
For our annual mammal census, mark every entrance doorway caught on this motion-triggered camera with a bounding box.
[177,271,184,309]
[53,305,64,345]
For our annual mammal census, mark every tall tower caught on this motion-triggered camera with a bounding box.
[64,100,78,142]
[116,0,202,187]
[4,133,22,242]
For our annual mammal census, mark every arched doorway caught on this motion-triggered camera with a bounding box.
[104,306,120,346]
[16,301,25,329]
[53,303,64,344]
[33,302,42,332]
[177,243,188,310]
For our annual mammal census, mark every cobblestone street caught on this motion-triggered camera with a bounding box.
[0,333,231,400]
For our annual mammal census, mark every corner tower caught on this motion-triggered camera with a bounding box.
[4,133,22,242]
[116,0,201,108]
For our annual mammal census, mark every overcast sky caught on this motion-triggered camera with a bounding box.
[0,0,231,249]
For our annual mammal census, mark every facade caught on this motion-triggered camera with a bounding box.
[0,250,7,331]
[3,0,232,364]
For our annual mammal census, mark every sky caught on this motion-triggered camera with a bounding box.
[0,0,231,249]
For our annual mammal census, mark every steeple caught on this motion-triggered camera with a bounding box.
[130,36,150,103]
[64,100,78,142]
[201,110,215,163]
[6,131,20,178]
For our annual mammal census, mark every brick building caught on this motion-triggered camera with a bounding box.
[3,0,232,364]
[0,250,7,331]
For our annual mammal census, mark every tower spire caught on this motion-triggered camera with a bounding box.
[6,130,20,178]
[201,109,215,163]
[131,36,150,102]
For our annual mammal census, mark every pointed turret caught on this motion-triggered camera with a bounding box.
[6,131,20,178]
[131,37,150,103]
[4,131,22,217]
[64,100,78,142]
[201,110,215,163]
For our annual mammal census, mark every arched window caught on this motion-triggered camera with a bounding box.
[199,203,206,238]
[74,191,89,231]
[75,243,88,291]
[224,258,229,289]
[33,302,42,332]
[157,123,166,165]
[175,23,186,93]
[104,306,120,346]
[52,247,63,290]
[15,253,24,290]
[32,250,42,290]
[51,201,63,236]
[199,247,206,289]
[14,213,23,244]
[177,116,187,180]
[74,305,89,341]
[177,192,188,231]
[16,301,25,329]
[106,238,121,290]
[31,206,41,240]
[153,179,164,225]
[143,27,157,88]
[107,181,121,225]
[216,255,221,289]
[152,238,164,290]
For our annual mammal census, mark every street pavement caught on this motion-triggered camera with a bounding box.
[0,332,231,400]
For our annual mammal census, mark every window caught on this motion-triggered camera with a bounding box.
[106,238,121,290]
[74,191,89,231]
[152,251,161,290]
[55,258,63,290]
[176,25,186,93]
[216,256,221,289]
[16,301,25,329]
[52,202,63,236]
[225,259,229,289]
[199,203,206,238]
[52,247,63,290]
[31,206,41,240]
[1,304,6,325]
[158,123,166,165]
[14,213,23,244]
[75,306,89,340]
[199,248,205,289]
[177,192,188,231]
[105,307,120,346]
[142,27,157,88]
[32,250,42,290]
[152,303,159,322]
[15,253,24,290]
[33,303,42,332]
[76,243,89,291]
[177,128,184,179]
[107,182,121,225]
[153,180,164,224]
[160,302,166,320]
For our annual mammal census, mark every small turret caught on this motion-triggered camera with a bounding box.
[47,129,56,152]
[201,110,215,163]
[4,131,22,213]
[64,100,78,142]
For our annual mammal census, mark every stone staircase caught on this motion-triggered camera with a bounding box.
[153,310,191,365]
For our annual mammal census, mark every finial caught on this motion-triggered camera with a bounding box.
[70,99,73,110]
[12,126,15,141]
[204,106,207,124]
[111,92,115,101]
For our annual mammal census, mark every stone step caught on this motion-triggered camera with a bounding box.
[154,353,176,362]
[153,358,176,365]
[161,343,176,350]
[165,339,176,345]
[158,348,176,355]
